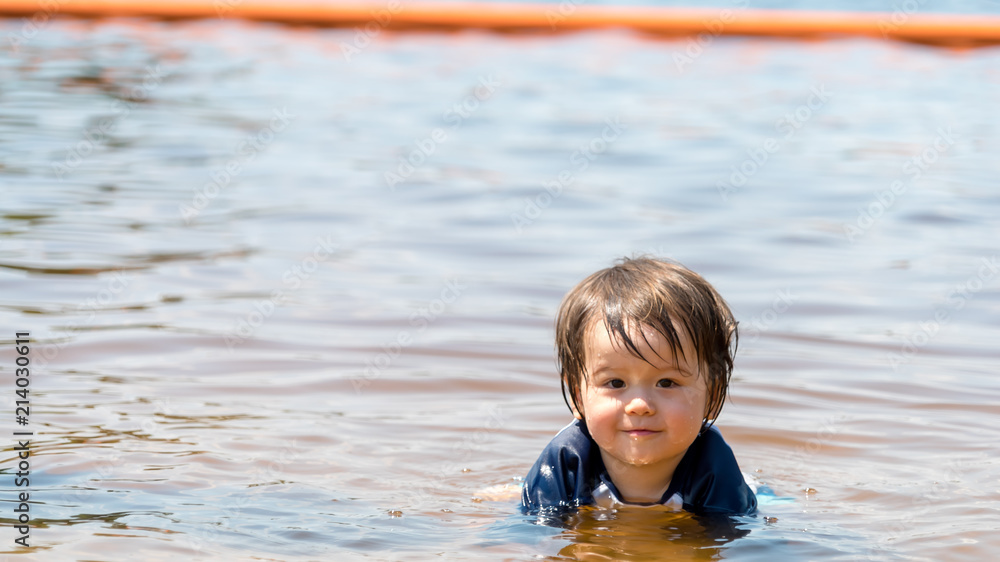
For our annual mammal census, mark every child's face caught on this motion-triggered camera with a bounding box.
[575,320,708,475]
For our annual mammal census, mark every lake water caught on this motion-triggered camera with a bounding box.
[1,8,999,561]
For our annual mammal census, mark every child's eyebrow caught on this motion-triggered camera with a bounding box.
[664,366,699,378]
[587,363,614,375]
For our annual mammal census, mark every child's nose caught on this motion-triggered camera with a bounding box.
[623,393,654,415]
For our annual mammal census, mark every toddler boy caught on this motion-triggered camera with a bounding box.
[520,257,756,515]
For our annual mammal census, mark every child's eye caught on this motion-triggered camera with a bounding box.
[606,379,625,389]
[657,379,677,388]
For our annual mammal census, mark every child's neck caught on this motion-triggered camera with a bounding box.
[600,452,682,504]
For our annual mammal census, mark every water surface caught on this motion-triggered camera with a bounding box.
[1,13,999,560]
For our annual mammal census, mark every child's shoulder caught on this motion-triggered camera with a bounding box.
[531,419,598,472]
[520,419,600,512]
[673,425,758,515]
[549,419,591,447]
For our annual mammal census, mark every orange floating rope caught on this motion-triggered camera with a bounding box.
[3,0,1000,46]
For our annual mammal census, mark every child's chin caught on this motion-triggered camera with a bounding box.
[620,454,665,467]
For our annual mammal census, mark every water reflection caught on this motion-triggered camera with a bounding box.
[542,507,752,560]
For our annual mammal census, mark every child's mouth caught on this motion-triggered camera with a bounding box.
[625,429,658,437]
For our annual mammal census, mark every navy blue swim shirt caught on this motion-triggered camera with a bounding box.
[520,419,757,516]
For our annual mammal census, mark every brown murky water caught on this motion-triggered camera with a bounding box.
[1,12,999,561]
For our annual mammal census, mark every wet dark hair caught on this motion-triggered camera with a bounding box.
[556,256,738,428]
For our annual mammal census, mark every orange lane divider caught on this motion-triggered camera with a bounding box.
[3,0,1000,46]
